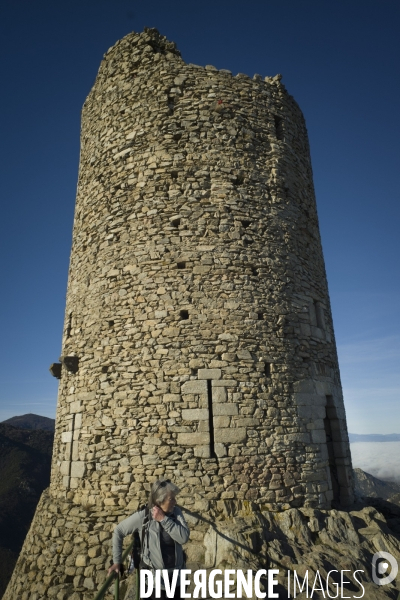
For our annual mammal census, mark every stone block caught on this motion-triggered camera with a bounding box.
[236,417,258,427]
[212,387,227,402]
[142,455,159,465]
[143,436,162,445]
[297,405,326,419]
[213,403,238,416]
[218,333,238,341]
[60,461,70,476]
[311,429,326,443]
[215,443,227,457]
[177,432,210,445]
[284,433,311,443]
[315,381,333,396]
[83,578,95,590]
[193,265,211,274]
[69,401,83,414]
[236,349,252,361]
[194,446,211,458]
[76,391,96,401]
[214,428,247,443]
[181,380,207,395]
[293,379,315,393]
[102,415,114,427]
[311,326,324,339]
[88,546,102,558]
[75,555,88,567]
[71,441,78,462]
[213,416,230,428]
[62,431,73,443]
[70,462,86,478]
[163,327,180,338]
[198,368,221,380]
[163,393,181,402]
[182,409,209,421]
[104,498,119,506]
[222,353,236,361]
[294,393,326,406]
[212,379,236,387]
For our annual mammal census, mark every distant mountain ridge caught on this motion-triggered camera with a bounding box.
[349,432,400,442]
[2,413,55,432]
[354,467,400,506]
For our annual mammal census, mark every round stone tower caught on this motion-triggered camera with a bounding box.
[5,28,354,600]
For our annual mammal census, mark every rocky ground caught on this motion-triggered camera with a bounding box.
[123,500,400,600]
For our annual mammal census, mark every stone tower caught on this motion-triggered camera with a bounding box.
[5,28,354,600]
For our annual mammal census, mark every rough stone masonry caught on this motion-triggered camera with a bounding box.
[8,27,393,600]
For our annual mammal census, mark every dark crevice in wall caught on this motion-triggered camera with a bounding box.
[274,115,284,140]
[207,380,216,459]
[66,313,73,338]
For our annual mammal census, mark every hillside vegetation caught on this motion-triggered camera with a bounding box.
[0,422,54,597]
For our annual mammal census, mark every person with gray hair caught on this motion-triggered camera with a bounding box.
[108,479,190,599]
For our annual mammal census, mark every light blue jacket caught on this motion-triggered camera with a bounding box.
[112,507,190,569]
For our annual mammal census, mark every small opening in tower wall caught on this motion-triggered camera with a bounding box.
[274,115,284,141]
[233,173,245,186]
[108,320,114,328]
[177,262,186,269]
[264,362,271,377]
[241,220,251,228]
[251,266,258,276]
[180,310,189,320]
[257,312,264,321]
[170,218,180,228]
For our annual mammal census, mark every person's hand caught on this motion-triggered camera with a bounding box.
[152,505,166,522]
[107,563,121,577]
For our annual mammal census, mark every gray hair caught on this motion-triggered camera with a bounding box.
[148,478,180,509]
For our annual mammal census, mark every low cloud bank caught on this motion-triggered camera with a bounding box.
[350,442,400,483]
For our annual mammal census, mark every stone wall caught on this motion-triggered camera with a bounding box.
[51,26,353,511]
[4,28,355,599]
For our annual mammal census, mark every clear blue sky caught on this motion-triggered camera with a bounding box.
[0,0,399,434]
